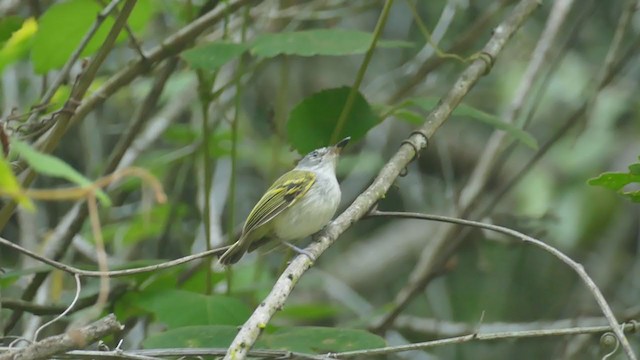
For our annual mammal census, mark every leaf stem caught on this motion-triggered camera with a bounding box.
[330,0,395,144]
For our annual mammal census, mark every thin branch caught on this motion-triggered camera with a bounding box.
[332,319,639,358]
[393,313,640,337]
[222,1,541,359]
[0,284,128,316]
[330,0,394,144]
[388,0,511,103]
[32,275,81,342]
[0,236,229,278]
[0,314,123,360]
[368,209,637,360]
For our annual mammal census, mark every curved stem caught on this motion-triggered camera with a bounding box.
[368,210,637,360]
[330,0,394,144]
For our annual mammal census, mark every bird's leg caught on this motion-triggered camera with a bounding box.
[280,241,316,262]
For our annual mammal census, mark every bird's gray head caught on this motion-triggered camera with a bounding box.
[296,137,350,172]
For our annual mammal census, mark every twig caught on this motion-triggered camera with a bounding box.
[222,1,541,358]
[0,236,229,278]
[394,314,640,337]
[0,284,129,316]
[0,314,123,360]
[330,0,394,143]
[32,275,81,342]
[368,209,637,360]
[388,0,511,103]
[331,319,639,358]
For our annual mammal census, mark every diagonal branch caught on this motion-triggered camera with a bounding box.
[222,1,542,358]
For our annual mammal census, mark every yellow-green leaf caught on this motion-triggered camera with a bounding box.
[0,155,34,210]
[10,139,110,206]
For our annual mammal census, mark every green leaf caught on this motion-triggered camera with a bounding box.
[31,0,154,73]
[10,139,110,206]
[0,153,34,210]
[100,204,181,245]
[588,158,640,203]
[182,41,247,71]
[0,266,51,288]
[142,325,238,349]
[251,29,412,57]
[132,289,251,328]
[142,325,386,354]
[391,108,424,125]
[277,304,341,321]
[263,327,386,353]
[0,16,23,45]
[0,17,37,72]
[401,97,539,149]
[287,87,381,153]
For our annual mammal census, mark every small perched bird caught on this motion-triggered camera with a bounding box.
[219,137,350,265]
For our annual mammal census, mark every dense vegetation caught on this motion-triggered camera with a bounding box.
[0,0,638,359]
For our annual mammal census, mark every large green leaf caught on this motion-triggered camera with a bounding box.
[132,289,251,328]
[588,157,640,202]
[10,139,110,205]
[31,0,154,73]
[141,325,386,354]
[0,16,23,45]
[0,266,51,288]
[396,97,539,149]
[142,325,239,349]
[0,17,36,72]
[182,41,247,71]
[287,87,380,153]
[0,152,34,210]
[251,29,412,57]
[263,327,386,353]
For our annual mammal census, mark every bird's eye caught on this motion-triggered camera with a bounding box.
[311,151,318,158]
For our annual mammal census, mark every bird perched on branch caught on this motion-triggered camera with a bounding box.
[218,137,350,265]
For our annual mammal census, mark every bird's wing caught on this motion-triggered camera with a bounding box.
[241,170,316,236]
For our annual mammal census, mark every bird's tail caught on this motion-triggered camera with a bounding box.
[218,239,249,265]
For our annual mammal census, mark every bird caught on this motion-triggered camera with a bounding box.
[218,137,350,265]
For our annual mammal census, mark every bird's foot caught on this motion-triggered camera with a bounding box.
[281,241,316,262]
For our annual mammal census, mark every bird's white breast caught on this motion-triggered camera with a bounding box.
[272,172,341,241]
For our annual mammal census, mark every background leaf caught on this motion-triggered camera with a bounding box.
[131,289,251,328]
[142,325,238,349]
[10,139,110,205]
[263,327,386,353]
[400,97,538,149]
[31,0,154,73]
[588,157,640,202]
[0,17,36,72]
[0,154,33,210]
[0,16,23,45]
[251,29,412,57]
[287,87,380,153]
[182,42,247,71]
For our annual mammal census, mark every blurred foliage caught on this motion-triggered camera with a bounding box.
[0,0,639,359]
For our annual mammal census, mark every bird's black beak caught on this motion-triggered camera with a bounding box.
[334,137,350,153]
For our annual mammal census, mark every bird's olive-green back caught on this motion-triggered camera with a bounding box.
[242,169,316,237]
